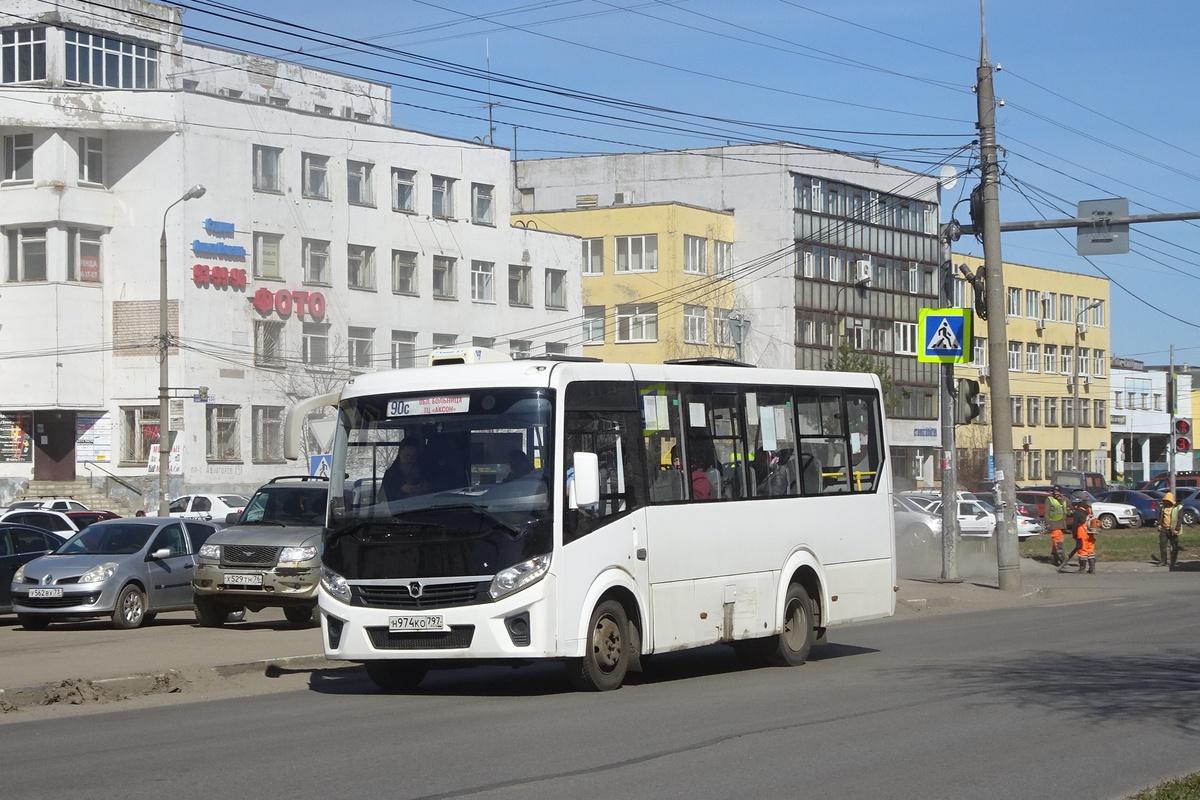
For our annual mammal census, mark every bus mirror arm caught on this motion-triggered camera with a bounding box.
[283,391,341,460]
[571,452,601,510]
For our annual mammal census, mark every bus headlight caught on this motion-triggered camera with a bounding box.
[489,554,551,600]
[320,565,352,603]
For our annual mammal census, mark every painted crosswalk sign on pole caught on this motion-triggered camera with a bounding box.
[309,454,332,478]
[918,308,972,363]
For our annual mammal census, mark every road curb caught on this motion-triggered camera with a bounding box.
[0,653,332,713]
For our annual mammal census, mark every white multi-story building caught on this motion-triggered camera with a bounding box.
[515,144,943,487]
[0,0,580,504]
[1110,359,1194,483]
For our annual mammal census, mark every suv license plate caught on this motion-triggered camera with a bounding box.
[389,615,446,632]
[29,587,63,598]
[225,573,264,587]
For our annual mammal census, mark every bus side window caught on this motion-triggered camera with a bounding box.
[641,385,687,503]
[845,394,883,493]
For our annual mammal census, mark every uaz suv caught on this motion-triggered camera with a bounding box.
[192,475,328,627]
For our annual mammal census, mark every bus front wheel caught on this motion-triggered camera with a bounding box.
[766,583,815,667]
[568,600,630,691]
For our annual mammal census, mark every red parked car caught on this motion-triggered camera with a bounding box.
[65,510,121,530]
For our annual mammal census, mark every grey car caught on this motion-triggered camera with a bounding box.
[10,517,220,630]
[192,476,328,627]
[893,495,942,546]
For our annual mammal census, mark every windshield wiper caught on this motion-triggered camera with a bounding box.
[418,502,527,537]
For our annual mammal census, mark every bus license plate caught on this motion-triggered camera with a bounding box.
[225,573,264,586]
[389,615,446,632]
[29,587,63,598]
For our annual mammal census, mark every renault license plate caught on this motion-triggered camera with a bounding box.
[29,587,63,598]
[389,615,446,632]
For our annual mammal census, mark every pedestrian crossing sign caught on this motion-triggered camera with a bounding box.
[918,308,972,363]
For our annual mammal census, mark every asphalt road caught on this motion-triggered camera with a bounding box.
[2,562,1199,800]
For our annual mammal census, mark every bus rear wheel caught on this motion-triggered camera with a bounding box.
[568,600,630,691]
[766,583,815,667]
[364,661,428,693]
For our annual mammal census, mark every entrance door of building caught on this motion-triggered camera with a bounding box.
[33,411,77,481]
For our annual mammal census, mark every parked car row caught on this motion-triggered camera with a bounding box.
[5,477,327,632]
[897,490,1045,541]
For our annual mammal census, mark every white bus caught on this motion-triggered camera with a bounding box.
[287,357,895,692]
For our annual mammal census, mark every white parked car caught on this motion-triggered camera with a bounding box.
[1071,491,1139,530]
[168,494,249,522]
[923,498,996,538]
[0,508,83,537]
[976,500,1044,541]
[4,498,89,513]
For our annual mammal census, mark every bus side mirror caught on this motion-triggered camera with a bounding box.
[571,452,601,510]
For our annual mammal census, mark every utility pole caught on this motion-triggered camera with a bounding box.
[939,226,961,582]
[974,2,1021,591]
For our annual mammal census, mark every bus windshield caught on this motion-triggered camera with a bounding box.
[332,387,553,527]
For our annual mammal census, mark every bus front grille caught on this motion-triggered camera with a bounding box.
[354,581,489,609]
[365,625,474,650]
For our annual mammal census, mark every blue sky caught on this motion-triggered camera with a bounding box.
[184,1,1200,364]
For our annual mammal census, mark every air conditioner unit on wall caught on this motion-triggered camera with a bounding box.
[1022,435,1033,446]
[979,364,990,379]
[855,259,873,285]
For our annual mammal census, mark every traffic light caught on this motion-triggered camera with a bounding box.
[955,378,982,425]
[1175,418,1192,453]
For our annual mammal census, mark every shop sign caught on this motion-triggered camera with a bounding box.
[251,287,326,320]
[193,264,248,289]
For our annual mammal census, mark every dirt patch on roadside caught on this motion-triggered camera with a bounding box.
[40,678,119,706]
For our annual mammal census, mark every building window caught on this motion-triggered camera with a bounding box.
[348,326,374,370]
[432,175,455,219]
[1080,398,1092,427]
[347,160,374,206]
[1044,344,1058,374]
[432,256,456,299]
[302,153,329,199]
[509,339,531,360]
[894,322,917,355]
[714,309,733,347]
[1045,397,1058,426]
[1091,300,1105,327]
[1025,289,1039,318]
[1012,396,1024,426]
[1007,287,1021,317]
[545,269,567,309]
[1030,450,1042,481]
[120,406,158,463]
[252,406,284,462]
[303,239,330,284]
[254,320,284,367]
[1026,343,1040,373]
[509,265,531,306]
[1061,346,1074,376]
[1093,350,1107,377]
[254,232,282,278]
[471,260,494,302]
[1028,397,1041,427]
[684,235,707,275]
[432,333,457,350]
[1060,294,1074,322]
[582,238,604,275]
[1046,449,1059,475]
[615,234,658,272]
[1114,391,1123,410]
[1008,341,1022,371]
[391,168,416,212]
[1078,348,1090,377]
[1094,400,1106,427]
[683,305,707,344]
[302,322,330,366]
[253,145,282,192]
[392,250,417,294]
[1,26,47,84]
[3,133,33,181]
[715,240,733,279]
[206,405,241,462]
[616,303,658,343]
[473,336,495,349]
[471,183,494,225]
[5,227,46,282]
[545,342,568,356]
[65,29,157,88]
[973,337,987,367]
[67,227,103,282]
[78,137,104,185]
[348,245,376,290]
[583,306,605,344]
[391,330,416,368]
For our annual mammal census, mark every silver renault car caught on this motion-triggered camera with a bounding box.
[10,517,220,630]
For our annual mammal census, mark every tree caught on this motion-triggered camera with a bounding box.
[823,342,899,414]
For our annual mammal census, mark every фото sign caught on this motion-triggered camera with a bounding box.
[251,287,327,320]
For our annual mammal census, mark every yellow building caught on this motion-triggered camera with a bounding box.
[953,255,1111,484]
[513,203,736,363]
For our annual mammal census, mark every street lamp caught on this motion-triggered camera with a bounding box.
[1071,299,1103,470]
[158,184,206,515]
